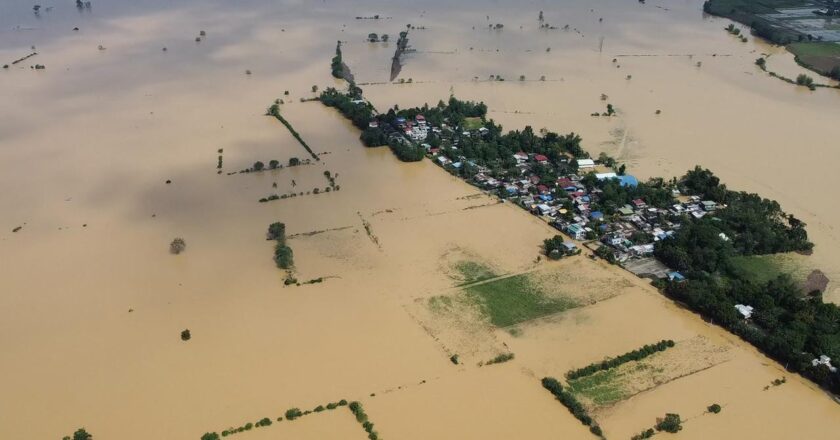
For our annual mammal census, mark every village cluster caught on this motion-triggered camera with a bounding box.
[375,112,722,275]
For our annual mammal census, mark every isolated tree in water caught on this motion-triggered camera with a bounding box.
[62,428,92,440]
[170,238,186,254]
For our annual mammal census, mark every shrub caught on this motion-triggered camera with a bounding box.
[256,417,272,427]
[170,238,186,254]
[180,329,191,341]
[289,157,301,166]
[708,403,721,414]
[269,160,280,169]
[314,405,325,412]
[450,354,460,365]
[253,161,265,171]
[201,433,219,440]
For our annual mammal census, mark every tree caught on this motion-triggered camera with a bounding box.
[707,403,722,413]
[267,222,286,242]
[381,34,389,42]
[170,238,186,254]
[201,433,219,440]
[253,161,265,171]
[285,408,303,420]
[71,428,92,440]
[288,157,301,166]
[755,57,766,68]
[274,244,294,269]
[311,85,318,93]
[181,329,191,341]
[269,159,280,169]
[655,413,682,433]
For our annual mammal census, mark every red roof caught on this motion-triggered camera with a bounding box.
[633,198,646,206]
[534,154,549,162]
[416,115,426,121]
[537,184,549,193]
[557,178,575,188]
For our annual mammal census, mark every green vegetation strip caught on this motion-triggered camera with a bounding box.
[200,400,350,440]
[268,222,294,270]
[541,377,605,439]
[566,340,675,380]
[349,401,382,440]
[464,273,578,327]
[267,103,319,161]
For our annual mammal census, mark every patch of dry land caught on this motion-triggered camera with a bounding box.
[1,1,840,440]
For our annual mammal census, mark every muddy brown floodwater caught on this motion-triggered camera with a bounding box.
[1,1,839,439]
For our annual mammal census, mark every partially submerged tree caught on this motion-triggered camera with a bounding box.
[170,238,186,255]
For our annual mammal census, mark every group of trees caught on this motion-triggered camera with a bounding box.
[331,40,344,79]
[319,87,374,130]
[541,377,604,438]
[647,166,840,394]
[267,222,294,269]
[348,401,380,440]
[566,340,675,380]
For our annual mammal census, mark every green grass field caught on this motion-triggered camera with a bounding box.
[464,273,579,327]
[463,117,484,130]
[788,42,840,75]
[729,253,809,285]
[453,261,498,286]
[567,369,629,406]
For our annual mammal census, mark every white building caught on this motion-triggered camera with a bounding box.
[735,304,754,319]
[577,159,595,169]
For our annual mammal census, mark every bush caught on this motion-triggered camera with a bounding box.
[180,329,191,341]
[170,237,186,254]
[253,161,265,171]
[269,160,280,169]
[707,403,721,414]
[201,433,219,440]
[289,157,301,166]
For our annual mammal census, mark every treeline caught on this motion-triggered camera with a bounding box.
[266,103,320,161]
[267,222,294,269]
[483,352,515,365]
[202,399,351,439]
[541,377,605,439]
[349,401,382,440]
[566,340,675,380]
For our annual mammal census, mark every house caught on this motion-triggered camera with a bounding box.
[415,114,426,125]
[567,223,586,240]
[537,203,553,215]
[577,158,595,169]
[811,355,838,373]
[702,200,717,211]
[618,205,634,216]
[735,304,754,319]
[437,156,451,166]
[513,152,529,162]
[618,175,639,187]
[534,154,549,163]
[632,198,647,209]
[667,271,686,282]
[368,121,379,128]
[596,172,617,180]
[590,211,604,221]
